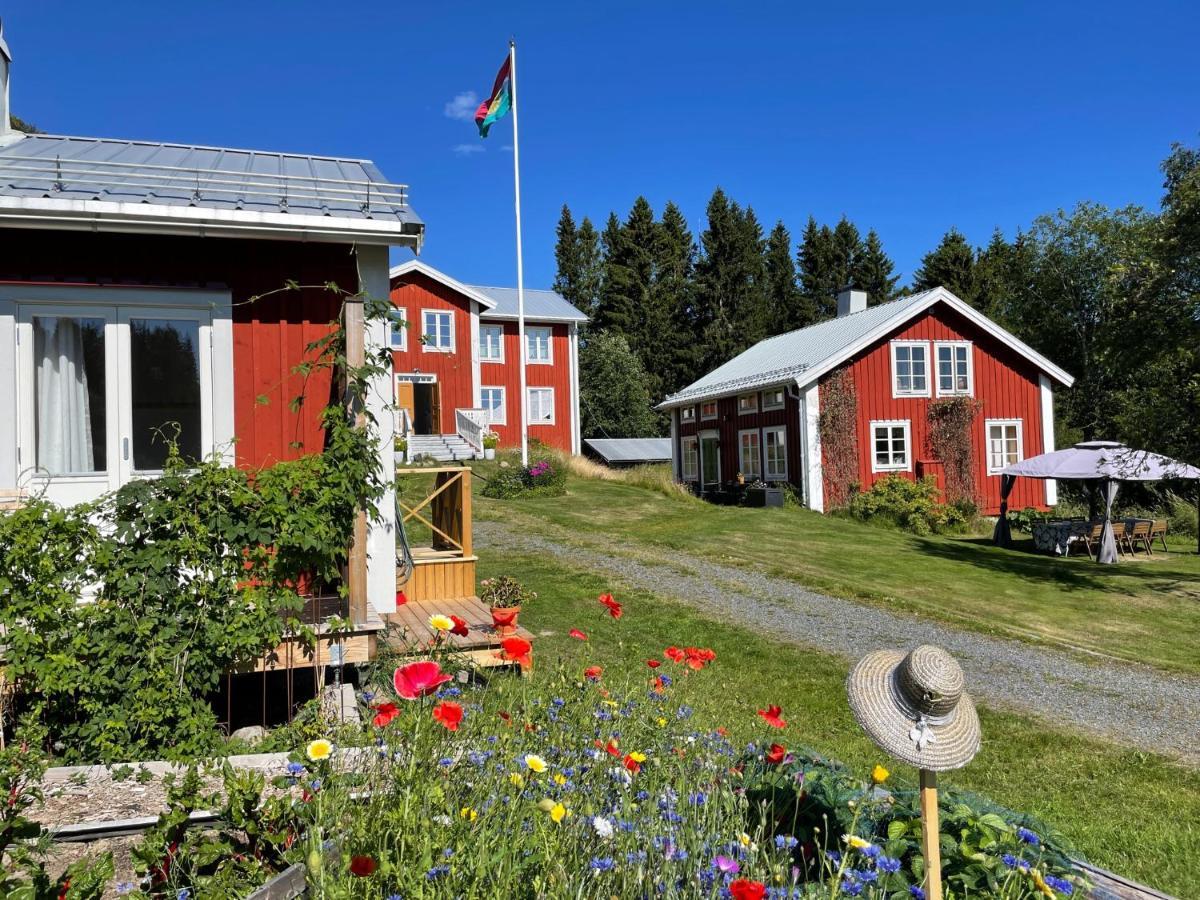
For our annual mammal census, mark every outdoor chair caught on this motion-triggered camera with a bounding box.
[1081,522,1126,560]
[1111,521,1128,556]
[1126,520,1153,555]
[1149,518,1169,552]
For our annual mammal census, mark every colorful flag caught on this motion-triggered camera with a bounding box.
[474,55,512,138]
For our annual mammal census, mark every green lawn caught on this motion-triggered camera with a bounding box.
[473,468,1200,675]
[477,549,1200,896]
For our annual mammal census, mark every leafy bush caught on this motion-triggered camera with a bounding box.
[483,431,500,450]
[847,475,968,535]
[480,465,528,499]
[479,575,536,609]
[481,458,567,499]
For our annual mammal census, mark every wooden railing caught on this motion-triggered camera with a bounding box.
[454,408,489,452]
[396,467,472,557]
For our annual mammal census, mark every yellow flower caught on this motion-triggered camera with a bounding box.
[656,717,668,727]
[871,764,890,785]
[1031,871,1054,898]
[553,773,567,786]
[509,773,525,788]
[549,802,568,824]
[524,754,547,774]
[739,833,752,847]
[845,835,871,850]
[429,613,454,632]
[305,739,333,762]
[602,700,618,708]
[626,751,647,764]
[460,806,478,822]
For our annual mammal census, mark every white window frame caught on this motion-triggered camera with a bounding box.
[700,400,718,421]
[890,341,931,398]
[479,323,504,363]
[762,424,788,481]
[737,393,759,415]
[934,341,974,397]
[680,406,696,423]
[680,435,699,481]
[870,419,912,473]
[421,309,455,353]
[525,326,553,364]
[761,388,786,411]
[985,418,1024,475]
[738,428,762,479]
[480,386,507,425]
[527,387,556,425]
[389,307,408,351]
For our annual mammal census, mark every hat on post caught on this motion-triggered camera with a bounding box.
[846,644,980,772]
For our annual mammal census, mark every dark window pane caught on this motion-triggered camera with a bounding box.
[130,319,201,470]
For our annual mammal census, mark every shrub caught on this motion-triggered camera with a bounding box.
[481,458,567,500]
[483,431,500,450]
[479,575,536,609]
[1010,506,1056,534]
[481,465,528,499]
[847,475,968,535]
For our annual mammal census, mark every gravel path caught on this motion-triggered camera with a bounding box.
[477,520,1200,764]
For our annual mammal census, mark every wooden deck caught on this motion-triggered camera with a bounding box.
[385,595,533,673]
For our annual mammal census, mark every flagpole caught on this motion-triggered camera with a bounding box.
[509,38,529,466]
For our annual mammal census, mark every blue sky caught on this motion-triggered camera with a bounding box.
[6,1,1198,291]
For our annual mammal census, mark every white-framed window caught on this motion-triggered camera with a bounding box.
[738,429,762,480]
[871,420,912,472]
[680,406,696,423]
[421,309,454,352]
[935,341,973,396]
[763,425,788,480]
[389,307,408,351]
[480,386,506,425]
[528,387,555,424]
[890,341,930,397]
[738,393,759,415]
[479,324,504,362]
[681,435,699,480]
[700,400,718,420]
[986,419,1023,474]
[762,388,785,411]
[526,326,553,364]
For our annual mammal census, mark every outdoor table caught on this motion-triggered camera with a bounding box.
[1031,519,1088,556]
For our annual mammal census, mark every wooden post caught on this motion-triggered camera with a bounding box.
[461,469,473,558]
[919,769,943,900]
[344,296,369,626]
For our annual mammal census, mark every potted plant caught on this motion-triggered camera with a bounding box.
[394,435,408,465]
[480,575,535,635]
[482,431,499,460]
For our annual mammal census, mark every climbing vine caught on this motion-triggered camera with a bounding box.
[926,396,983,506]
[818,371,860,508]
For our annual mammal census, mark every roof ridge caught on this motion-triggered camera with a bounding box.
[468,282,562,295]
[16,133,375,166]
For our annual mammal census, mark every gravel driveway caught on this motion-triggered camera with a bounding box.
[477,520,1200,764]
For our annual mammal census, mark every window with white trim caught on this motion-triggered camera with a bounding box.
[891,341,929,397]
[421,310,454,352]
[761,388,785,411]
[526,326,552,364]
[935,341,972,395]
[700,401,718,420]
[738,429,762,479]
[986,419,1023,474]
[480,386,506,425]
[389,308,408,351]
[871,420,911,472]
[680,406,695,423]
[528,387,555,424]
[681,436,699,480]
[738,393,758,415]
[763,425,788,480]
[480,324,504,362]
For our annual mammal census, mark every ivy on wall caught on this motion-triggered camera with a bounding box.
[818,371,860,509]
[926,396,983,506]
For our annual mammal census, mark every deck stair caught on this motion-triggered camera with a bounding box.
[406,434,480,462]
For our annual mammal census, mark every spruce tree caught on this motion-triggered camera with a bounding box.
[594,212,637,337]
[830,217,864,297]
[652,202,698,395]
[552,205,602,321]
[796,216,831,325]
[763,221,803,333]
[913,228,978,305]
[856,229,900,305]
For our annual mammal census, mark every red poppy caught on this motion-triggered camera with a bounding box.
[449,614,469,637]
[584,665,603,681]
[652,675,666,691]
[716,726,729,737]
[729,879,766,900]
[569,628,588,641]
[432,700,464,731]
[395,590,408,607]
[371,701,399,728]
[498,636,533,668]
[757,705,787,729]
[622,753,642,774]
[498,710,512,726]
[664,646,685,663]
[765,743,788,765]
[349,855,378,877]
[595,737,620,756]
[646,659,661,669]
[598,593,623,619]
[393,661,452,700]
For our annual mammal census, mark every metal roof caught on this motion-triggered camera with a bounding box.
[0,133,423,245]
[584,438,672,463]
[470,284,589,323]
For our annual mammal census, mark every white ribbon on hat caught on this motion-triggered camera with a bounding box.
[909,716,938,751]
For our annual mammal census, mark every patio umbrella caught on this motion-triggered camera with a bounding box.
[993,441,1200,563]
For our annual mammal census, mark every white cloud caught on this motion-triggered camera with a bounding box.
[444,91,479,121]
[500,144,514,153]
[452,144,485,157]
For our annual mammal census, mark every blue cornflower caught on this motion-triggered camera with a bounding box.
[626,849,647,864]
[443,847,454,858]
[438,685,462,697]
[878,856,901,874]
[825,850,842,866]
[285,762,305,775]
[857,869,879,883]
[861,843,882,861]
[425,864,450,880]
[309,778,321,791]
[1002,853,1018,868]
[636,790,650,801]
[909,888,926,900]
[177,891,191,900]
[688,791,707,806]
[676,704,693,719]
[552,697,565,707]
[659,673,673,686]
[841,879,864,897]
[662,810,683,824]
[361,690,375,702]
[1045,875,1074,895]
[590,856,616,873]
[438,757,454,767]
[775,835,798,850]
[1017,827,1040,846]
[386,895,403,900]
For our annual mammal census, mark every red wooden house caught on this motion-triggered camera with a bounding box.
[388,260,585,459]
[660,287,1074,515]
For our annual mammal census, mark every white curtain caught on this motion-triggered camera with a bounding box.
[34,317,95,474]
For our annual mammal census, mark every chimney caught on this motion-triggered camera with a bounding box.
[837,287,868,317]
[0,19,11,139]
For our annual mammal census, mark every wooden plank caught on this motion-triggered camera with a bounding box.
[1076,861,1176,900]
[245,863,307,900]
[461,467,473,557]
[919,770,943,900]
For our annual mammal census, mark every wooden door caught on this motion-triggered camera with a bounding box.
[396,380,415,431]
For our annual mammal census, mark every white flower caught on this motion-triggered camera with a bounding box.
[592,816,614,839]
[432,814,452,826]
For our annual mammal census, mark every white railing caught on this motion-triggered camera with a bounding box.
[455,408,489,451]
[397,407,413,438]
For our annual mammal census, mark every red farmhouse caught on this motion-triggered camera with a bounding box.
[388,260,585,459]
[660,287,1074,515]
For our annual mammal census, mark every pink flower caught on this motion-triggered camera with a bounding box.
[393,661,452,700]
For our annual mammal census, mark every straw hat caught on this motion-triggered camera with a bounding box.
[846,645,980,771]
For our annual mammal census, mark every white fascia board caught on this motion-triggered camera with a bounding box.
[1039,373,1058,506]
[388,259,498,311]
[0,196,423,248]
[480,312,587,324]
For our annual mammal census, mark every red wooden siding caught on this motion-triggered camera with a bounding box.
[480,322,574,452]
[824,303,1049,514]
[676,390,803,492]
[0,229,354,471]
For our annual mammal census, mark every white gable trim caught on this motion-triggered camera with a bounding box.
[389,259,498,312]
